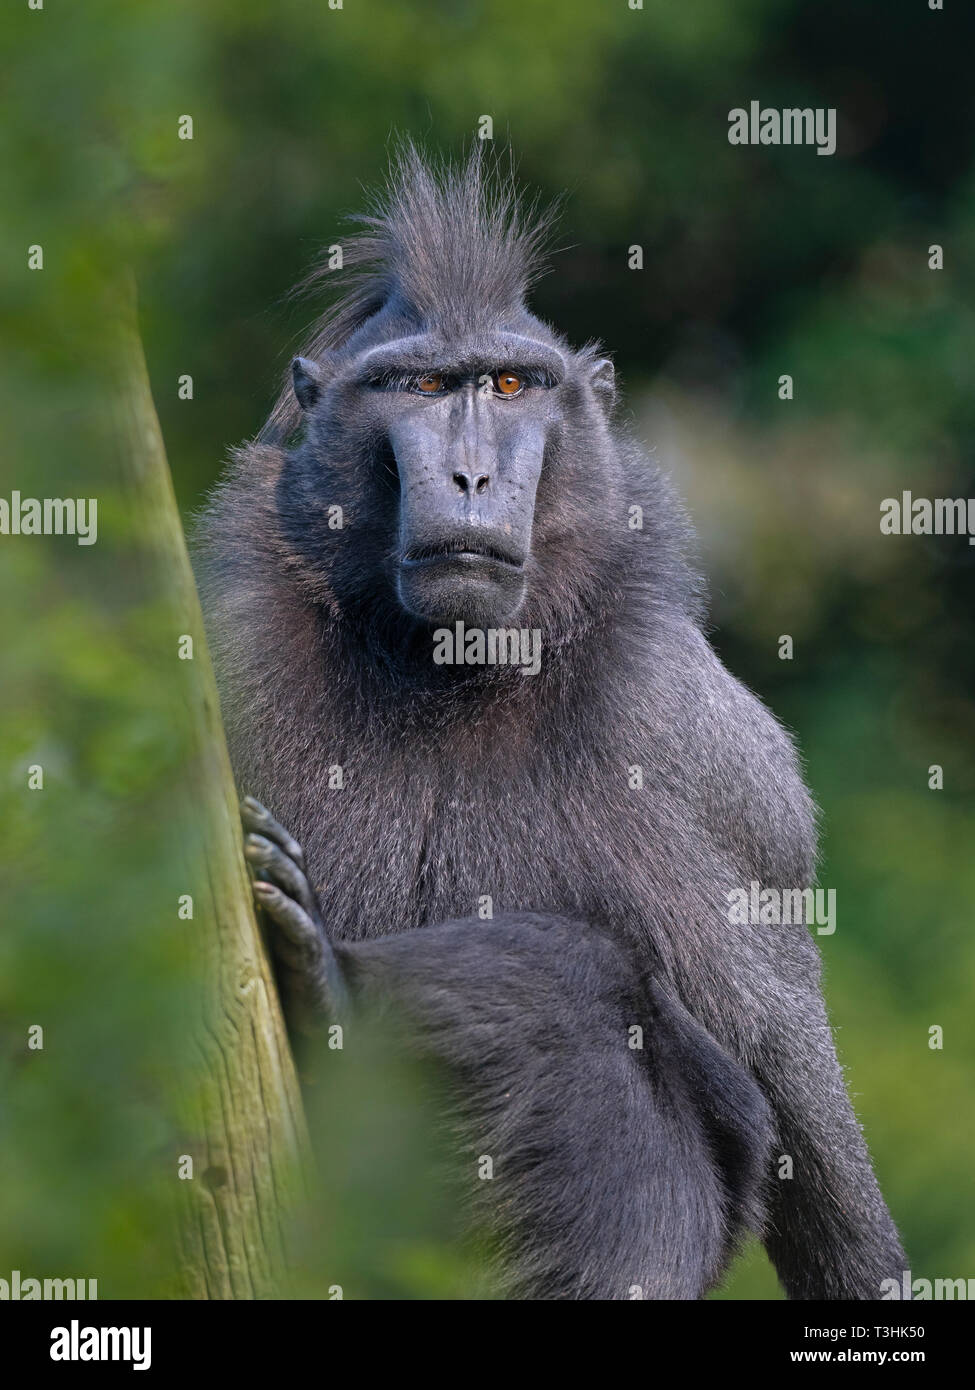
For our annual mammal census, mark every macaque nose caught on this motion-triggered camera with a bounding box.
[452,469,490,496]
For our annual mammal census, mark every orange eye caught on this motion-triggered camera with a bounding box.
[415,373,444,394]
[494,370,523,396]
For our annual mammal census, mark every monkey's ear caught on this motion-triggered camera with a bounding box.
[589,358,616,410]
[292,356,325,410]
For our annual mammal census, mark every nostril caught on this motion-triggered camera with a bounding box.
[452,470,490,496]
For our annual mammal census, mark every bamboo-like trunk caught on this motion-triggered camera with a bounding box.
[108,284,309,1298]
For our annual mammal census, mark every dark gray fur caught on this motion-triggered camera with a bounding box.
[195,145,906,1300]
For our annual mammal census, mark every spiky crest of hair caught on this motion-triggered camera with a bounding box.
[263,142,559,440]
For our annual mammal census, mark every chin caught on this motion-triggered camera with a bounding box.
[397,563,526,629]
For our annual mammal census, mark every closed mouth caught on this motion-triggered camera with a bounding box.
[401,540,525,571]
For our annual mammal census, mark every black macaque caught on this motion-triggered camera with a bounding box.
[195,145,907,1301]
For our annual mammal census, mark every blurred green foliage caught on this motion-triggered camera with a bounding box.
[1,0,973,1299]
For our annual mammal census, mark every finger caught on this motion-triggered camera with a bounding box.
[253,881,349,1020]
[251,880,320,956]
[240,796,306,870]
[244,833,319,919]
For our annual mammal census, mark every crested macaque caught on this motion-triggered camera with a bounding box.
[196,146,906,1300]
